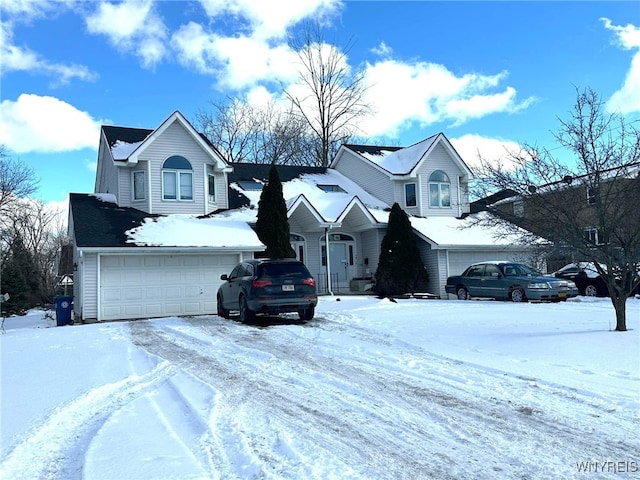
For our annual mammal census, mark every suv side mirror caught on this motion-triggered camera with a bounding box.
[220,274,229,281]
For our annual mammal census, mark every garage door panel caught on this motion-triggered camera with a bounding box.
[100,253,239,320]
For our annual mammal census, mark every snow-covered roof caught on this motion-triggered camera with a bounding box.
[409,213,535,248]
[125,215,263,248]
[230,169,389,223]
[367,135,439,174]
[111,140,144,160]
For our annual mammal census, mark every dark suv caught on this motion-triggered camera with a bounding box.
[217,259,318,322]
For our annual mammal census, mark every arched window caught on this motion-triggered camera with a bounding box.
[162,156,193,201]
[428,170,451,208]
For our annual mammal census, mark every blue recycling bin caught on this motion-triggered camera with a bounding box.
[54,295,73,326]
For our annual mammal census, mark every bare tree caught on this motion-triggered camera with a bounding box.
[195,97,260,164]
[1,198,66,306]
[254,103,317,166]
[286,22,370,167]
[473,88,640,331]
[196,97,320,166]
[0,146,38,217]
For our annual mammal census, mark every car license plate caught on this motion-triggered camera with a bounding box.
[282,285,295,292]
[558,292,566,298]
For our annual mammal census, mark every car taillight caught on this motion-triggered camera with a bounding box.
[302,278,316,287]
[252,279,272,288]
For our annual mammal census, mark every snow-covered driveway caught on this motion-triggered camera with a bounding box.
[1,296,638,479]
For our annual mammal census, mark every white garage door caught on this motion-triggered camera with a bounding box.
[448,251,519,277]
[100,254,239,321]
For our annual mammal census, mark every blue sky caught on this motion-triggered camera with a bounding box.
[1,0,639,208]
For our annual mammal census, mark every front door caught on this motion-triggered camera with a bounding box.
[330,242,349,289]
[322,233,356,292]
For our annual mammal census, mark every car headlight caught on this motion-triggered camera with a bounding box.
[528,282,551,289]
[567,281,576,288]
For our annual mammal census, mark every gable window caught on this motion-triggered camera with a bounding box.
[405,183,416,207]
[429,170,451,208]
[162,156,193,201]
[208,174,216,203]
[132,170,145,200]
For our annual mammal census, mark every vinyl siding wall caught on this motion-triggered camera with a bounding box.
[74,251,98,322]
[94,138,120,200]
[334,152,394,206]
[413,143,468,217]
[140,122,226,215]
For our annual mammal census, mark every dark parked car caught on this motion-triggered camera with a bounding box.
[217,259,318,322]
[552,262,609,297]
[553,262,640,297]
[445,261,578,302]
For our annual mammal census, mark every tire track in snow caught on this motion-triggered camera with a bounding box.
[192,315,639,479]
[0,361,176,480]
[128,316,638,480]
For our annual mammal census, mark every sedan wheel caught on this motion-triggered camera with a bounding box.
[239,296,255,323]
[457,287,469,300]
[510,287,526,303]
[584,284,598,297]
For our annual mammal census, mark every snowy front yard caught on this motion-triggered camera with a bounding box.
[1,296,638,479]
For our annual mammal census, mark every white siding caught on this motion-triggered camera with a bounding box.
[78,252,99,322]
[415,143,467,217]
[142,122,218,215]
[334,152,394,206]
[94,137,120,200]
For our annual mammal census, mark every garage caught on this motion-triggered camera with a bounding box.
[447,251,521,277]
[99,253,239,321]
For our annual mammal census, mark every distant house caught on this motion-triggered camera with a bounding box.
[68,111,536,322]
[474,163,640,270]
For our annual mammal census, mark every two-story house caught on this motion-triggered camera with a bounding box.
[69,111,535,323]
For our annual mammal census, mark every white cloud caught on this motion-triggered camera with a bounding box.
[451,134,523,171]
[371,42,392,58]
[0,21,97,85]
[602,18,640,114]
[198,0,342,40]
[0,94,102,154]
[172,22,299,89]
[359,59,534,137]
[86,0,168,68]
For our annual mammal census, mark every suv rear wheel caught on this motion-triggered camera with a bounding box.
[239,295,255,323]
[298,305,315,321]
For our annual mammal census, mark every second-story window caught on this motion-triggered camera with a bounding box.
[405,183,416,207]
[429,170,451,208]
[132,170,145,200]
[162,156,193,201]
